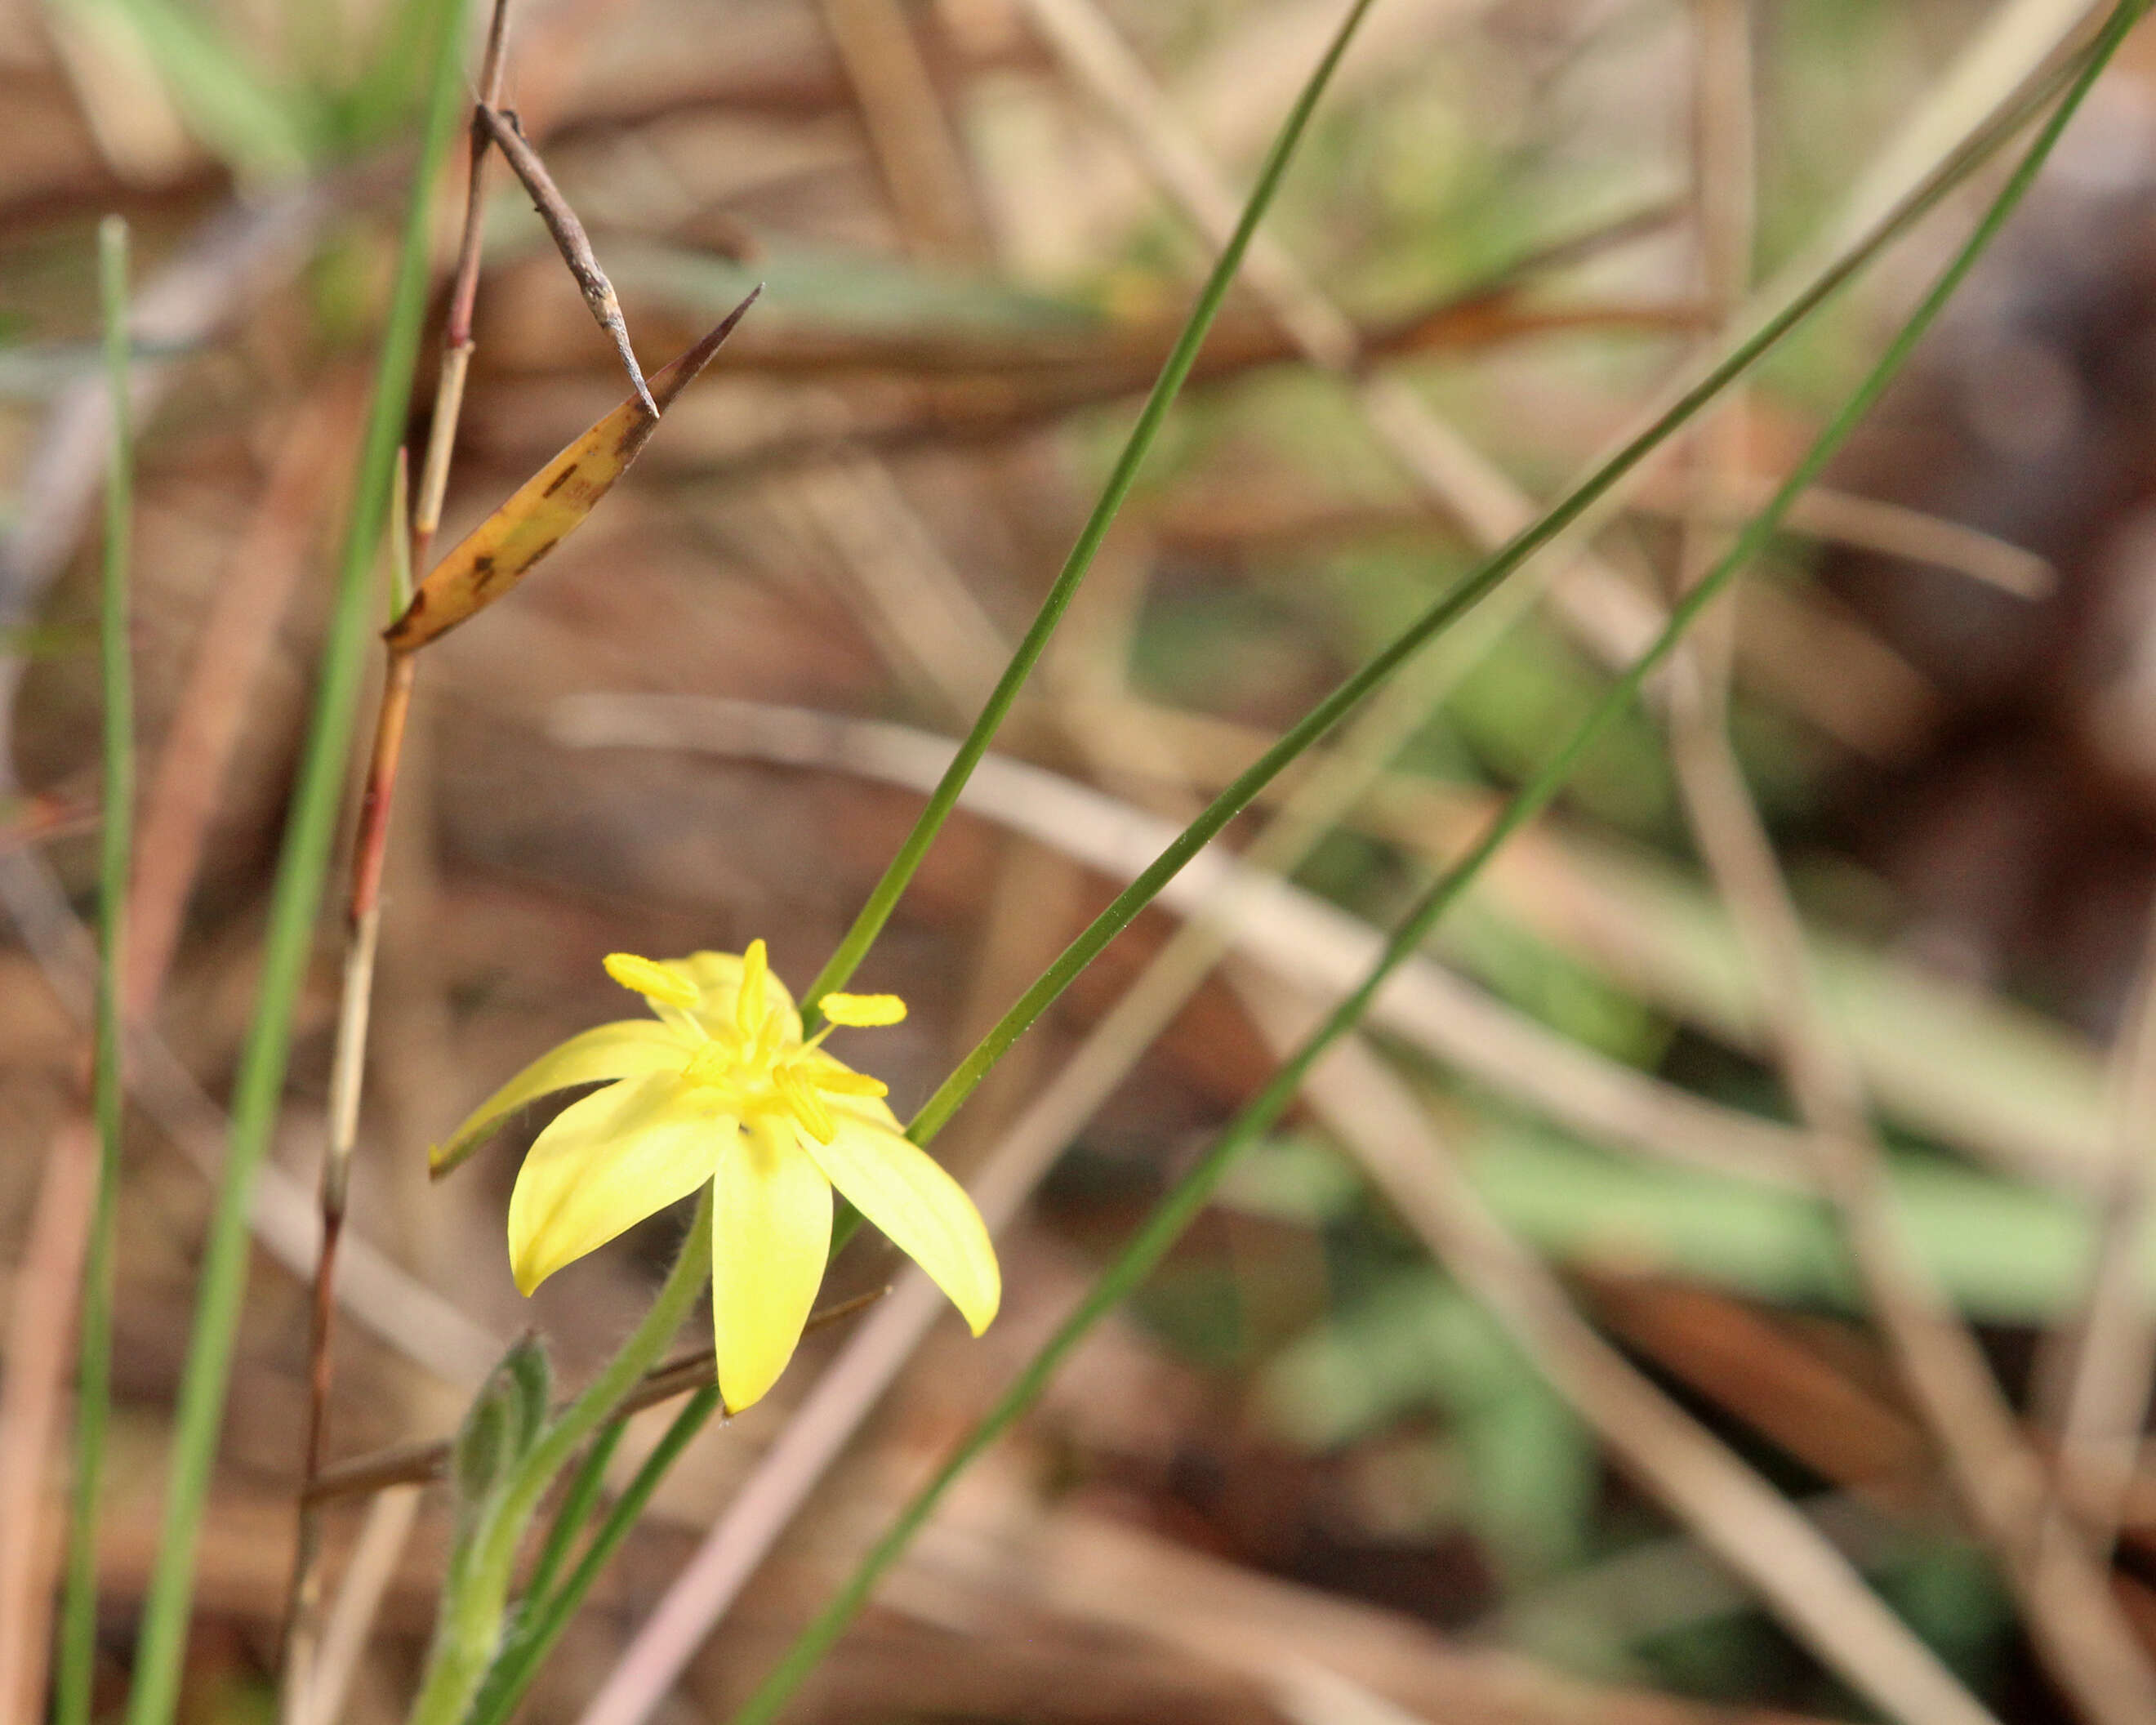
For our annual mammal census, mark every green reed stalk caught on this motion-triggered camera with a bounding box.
[799,0,1382,1020]
[55,213,135,1725]
[731,10,2144,1717]
[121,11,473,1724]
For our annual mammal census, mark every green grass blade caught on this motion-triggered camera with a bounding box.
[118,7,472,1723]
[519,1417,626,1610]
[798,0,1383,1019]
[466,1389,724,1725]
[729,11,2143,1717]
[57,0,320,178]
[55,212,134,1725]
[892,17,2099,1156]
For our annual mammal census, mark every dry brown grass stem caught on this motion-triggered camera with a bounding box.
[301,1487,421,1725]
[279,6,515,1716]
[818,0,982,261]
[0,849,503,1386]
[474,105,654,417]
[2041,912,2156,1555]
[555,692,1812,1188]
[1653,10,2156,1718]
[0,1115,98,1725]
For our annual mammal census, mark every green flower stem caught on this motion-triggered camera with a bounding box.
[799,0,1382,1023]
[520,1419,626,1609]
[55,214,134,1725]
[894,16,2101,1156]
[731,12,2141,1719]
[120,11,473,1725]
[408,1188,714,1725]
[466,1387,724,1725]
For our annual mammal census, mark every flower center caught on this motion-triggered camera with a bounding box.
[603,940,899,1145]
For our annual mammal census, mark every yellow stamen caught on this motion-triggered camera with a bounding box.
[604,952,700,1010]
[808,1068,887,1098]
[737,938,769,1035]
[821,992,906,1027]
[776,1066,836,1143]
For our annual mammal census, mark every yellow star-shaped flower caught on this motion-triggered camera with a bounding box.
[433,941,1000,1411]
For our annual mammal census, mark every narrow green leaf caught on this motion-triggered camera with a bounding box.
[728,11,2143,1717]
[118,7,473,1721]
[799,0,1386,1021]
[60,0,318,179]
[519,1419,627,1610]
[55,210,134,1725]
[406,1193,714,1725]
[892,27,2100,1157]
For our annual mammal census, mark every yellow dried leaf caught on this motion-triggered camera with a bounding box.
[384,287,759,653]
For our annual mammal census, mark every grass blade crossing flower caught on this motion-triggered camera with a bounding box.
[436,943,998,1410]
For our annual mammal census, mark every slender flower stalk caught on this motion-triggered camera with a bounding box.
[55,212,133,1725]
[404,1191,715,1725]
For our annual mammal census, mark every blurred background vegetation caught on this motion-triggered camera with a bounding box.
[9,0,2156,1722]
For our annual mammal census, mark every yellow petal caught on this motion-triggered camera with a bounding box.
[673,950,802,1045]
[819,992,906,1027]
[507,1074,723,1295]
[806,1120,1000,1335]
[432,1019,693,1178]
[712,1116,831,1411]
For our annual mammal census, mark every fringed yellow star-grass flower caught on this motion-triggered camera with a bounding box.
[432,942,1000,1411]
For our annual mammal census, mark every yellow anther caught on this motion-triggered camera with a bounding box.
[820,992,906,1027]
[776,1066,836,1143]
[605,952,700,1010]
[737,938,769,1034]
[808,1068,888,1098]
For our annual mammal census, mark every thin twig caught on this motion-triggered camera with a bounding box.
[303,1290,886,1505]
[475,104,655,418]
